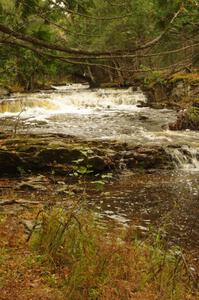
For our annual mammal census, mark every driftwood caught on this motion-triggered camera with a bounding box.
[0,199,40,206]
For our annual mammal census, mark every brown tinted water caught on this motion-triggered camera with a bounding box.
[86,170,199,250]
[0,86,199,251]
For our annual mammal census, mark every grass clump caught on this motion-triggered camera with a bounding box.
[31,207,198,300]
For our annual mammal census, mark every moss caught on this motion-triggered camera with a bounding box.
[187,106,199,123]
[47,141,85,150]
[170,73,199,83]
[144,71,167,87]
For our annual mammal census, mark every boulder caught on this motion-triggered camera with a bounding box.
[88,156,107,171]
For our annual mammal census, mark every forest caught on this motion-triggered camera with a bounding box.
[0,0,199,89]
[0,1,199,300]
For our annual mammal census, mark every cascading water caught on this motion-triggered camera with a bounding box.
[0,86,146,115]
[0,84,199,170]
[166,145,199,171]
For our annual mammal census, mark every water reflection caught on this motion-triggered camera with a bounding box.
[87,170,199,249]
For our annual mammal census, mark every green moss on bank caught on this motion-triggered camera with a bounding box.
[169,73,199,84]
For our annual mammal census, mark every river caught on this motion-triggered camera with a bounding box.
[0,85,198,249]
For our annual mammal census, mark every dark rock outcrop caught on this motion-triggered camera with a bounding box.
[0,134,173,176]
[121,146,171,169]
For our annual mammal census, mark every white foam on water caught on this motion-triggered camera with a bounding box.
[0,87,146,119]
[166,145,199,171]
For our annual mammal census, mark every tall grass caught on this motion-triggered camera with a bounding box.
[31,207,198,300]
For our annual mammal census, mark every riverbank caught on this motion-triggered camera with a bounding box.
[0,200,198,300]
[140,72,199,130]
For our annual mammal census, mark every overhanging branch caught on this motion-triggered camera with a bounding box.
[0,7,183,57]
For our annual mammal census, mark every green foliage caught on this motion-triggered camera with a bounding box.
[70,152,113,192]
[0,0,15,12]
[0,0,71,89]
[143,69,167,86]
[0,0,198,87]
[92,173,113,191]
[71,151,93,177]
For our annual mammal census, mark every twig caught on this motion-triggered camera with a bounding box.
[26,209,44,242]
[13,108,25,136]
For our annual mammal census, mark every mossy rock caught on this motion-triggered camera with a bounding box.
[4,138,22,145]
[48,141,69,149]
[36,148,86,164]
[0,132,8,139]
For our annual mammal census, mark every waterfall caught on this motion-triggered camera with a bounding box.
[0,86,198,152]
[167,145,199,170]
[0,87,147,116]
